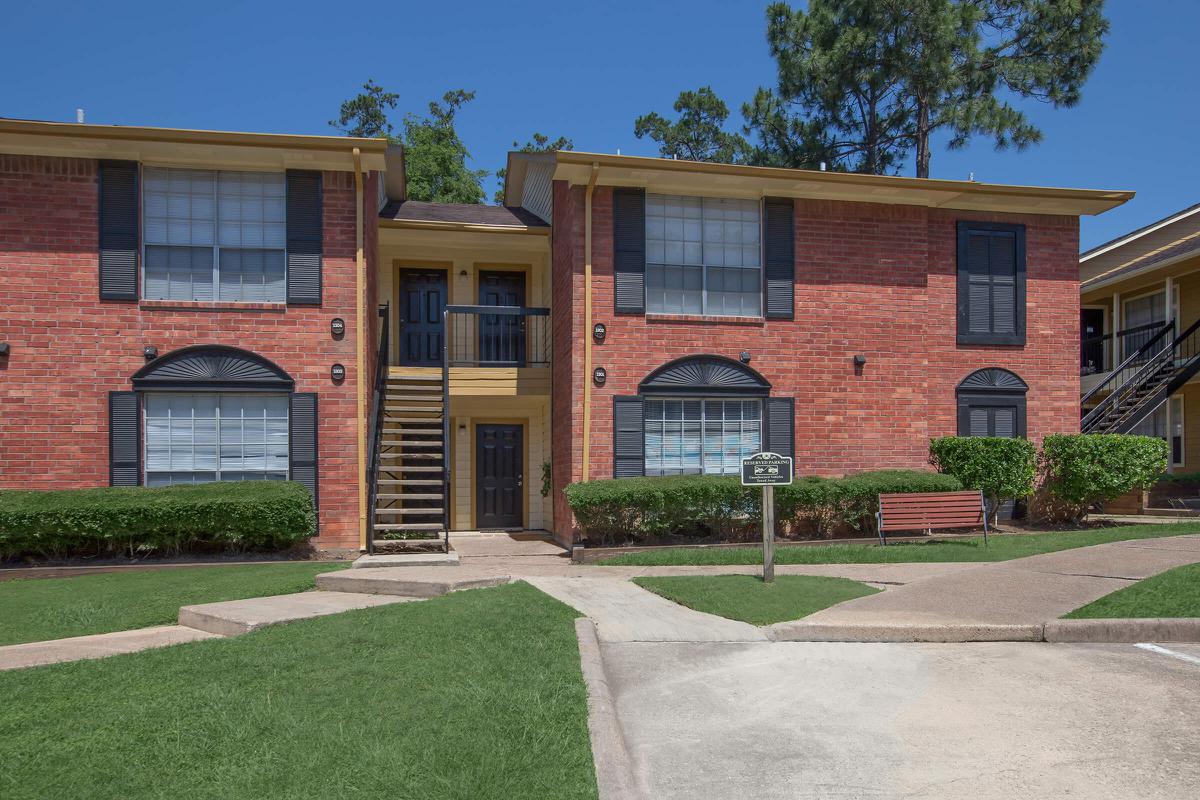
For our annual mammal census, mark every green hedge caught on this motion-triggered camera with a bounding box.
[0,481,317,559]
[1038,434,1167,522]
[929,436,1037,518]
[564,470,962,544]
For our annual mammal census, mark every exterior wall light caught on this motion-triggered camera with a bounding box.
[143,346,158,361]
[593,323,606,343]
[740,351,752,364]
[330,318,346,337]
[593,367,607,386]
[853,354,867,367]
[0,343,9,357]
[331,363,346,382]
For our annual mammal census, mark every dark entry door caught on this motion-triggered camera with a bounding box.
[478,271,526,365]
[1080,308,1105,373]
[398,270,447,366]
[476,424,523,529]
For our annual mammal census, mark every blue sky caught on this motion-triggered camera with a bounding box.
[2,1,1191,250]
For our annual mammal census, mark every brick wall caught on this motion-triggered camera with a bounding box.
[0,155,376,551]
[550,180,1081,541]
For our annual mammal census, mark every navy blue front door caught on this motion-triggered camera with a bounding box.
[478,271,526,365]
[476,424,523,528]
[398,270,447,366]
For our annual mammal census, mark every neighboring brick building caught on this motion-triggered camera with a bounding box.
[0,120,1130,552]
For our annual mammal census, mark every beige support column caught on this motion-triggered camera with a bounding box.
[352,149,367,550]
[1113,291,1121,365]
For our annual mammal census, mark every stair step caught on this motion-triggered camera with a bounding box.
[380,440,442,448]
[382,426,443,433]
[377,465,443,473]
[377,493,444,500]
[375,523,444,531]
[387,395,445,403]
[377,479,443,485]
[376,508,445,516]
[380,453,442,461]
[385,406,443,414]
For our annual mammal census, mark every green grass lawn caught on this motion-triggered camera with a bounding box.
[598,523,1200,567]
[1064,562,1200,619]
[0,582,597,800]
[632,574,879,625]
[0,562,349,646]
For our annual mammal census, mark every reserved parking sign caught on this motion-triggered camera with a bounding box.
[740,452,794,486]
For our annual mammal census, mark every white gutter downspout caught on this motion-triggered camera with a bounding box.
[581,163,599,481]
[352,148,367,549]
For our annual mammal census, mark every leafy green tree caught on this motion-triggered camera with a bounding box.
[634,87,751,163]
[328,79,399,140]
[752,0,1109,177]
[401,89,489,204]
[494,132,574,205]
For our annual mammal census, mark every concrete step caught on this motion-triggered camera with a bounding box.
[352,552,461,568]
[376,507,445,516]
[377,466,443,473]
[178,591,412,637]
[377,478,443,485]
[318,568,508,596]
[375,522,444,531]
[377,493,444,500]
[380,452,442,461]
[380,440,442,448]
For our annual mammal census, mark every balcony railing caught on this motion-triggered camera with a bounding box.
[444,305,550,368]
[1080,321,1170,376]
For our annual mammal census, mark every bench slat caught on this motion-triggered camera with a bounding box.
[877,489,985,535]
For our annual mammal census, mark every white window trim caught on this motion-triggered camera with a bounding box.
[644,194,764,319]
[643,396,763,476]
[140,166,288,304]
[143,391,290,485]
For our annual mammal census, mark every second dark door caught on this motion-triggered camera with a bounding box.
[478,270,526,365]
[476,423,523,529]
[398,270,447,366]
[1080,308,1105,374]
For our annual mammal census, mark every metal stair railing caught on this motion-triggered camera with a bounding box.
[1081,318,1175,409]
[1082,316,1200,433]
[365,303,390,554]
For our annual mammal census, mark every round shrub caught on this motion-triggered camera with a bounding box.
[929,436,1037,519]
[1038,434,1167,522]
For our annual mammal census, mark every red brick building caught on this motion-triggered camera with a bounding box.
[0,120,1130,552]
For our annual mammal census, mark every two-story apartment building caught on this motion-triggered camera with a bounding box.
[1079,204,1200,472]
[0,118,1131,553]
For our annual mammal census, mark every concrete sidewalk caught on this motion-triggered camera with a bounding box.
[772,533,1200,641]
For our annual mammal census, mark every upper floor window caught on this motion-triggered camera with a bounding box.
[956,221,1026,346]
[645,194,761,317]
[143,168,286,303]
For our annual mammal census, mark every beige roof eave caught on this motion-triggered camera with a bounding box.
[551,151,1132,217]
[0,118,388,172]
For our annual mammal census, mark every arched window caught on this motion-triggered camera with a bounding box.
[956,368,1028,438]
[111,347,315,507]
[613,355,792,477]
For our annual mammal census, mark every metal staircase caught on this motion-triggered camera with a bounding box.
[366,304,450,554]
[1081,317,1200,434]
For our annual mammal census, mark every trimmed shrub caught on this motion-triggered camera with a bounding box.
[0,481,317,559]
[564,470,961,544]
[1038,434,1168,522]
[929,436,1037,519]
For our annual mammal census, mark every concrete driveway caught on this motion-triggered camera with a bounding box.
[602,640,1200,799]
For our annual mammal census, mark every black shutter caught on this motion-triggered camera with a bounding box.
[764,397,794,460]
[109,391,140,486]
[289,393,319,509]
[957,397,1027,438]
[613,396,644,477]
[286,170,323,305]
[99,160,139,301]
[763,198,794,319]
[957,222,1025,346]
[613,188,646,314]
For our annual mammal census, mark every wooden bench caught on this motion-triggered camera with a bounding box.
[876,490,988,546]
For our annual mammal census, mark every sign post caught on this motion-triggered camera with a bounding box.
[740,452,794,583]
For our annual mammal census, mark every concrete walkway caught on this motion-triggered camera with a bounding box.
[771,534,1200,641]
[0,625,220,670]
[527,577,766,643]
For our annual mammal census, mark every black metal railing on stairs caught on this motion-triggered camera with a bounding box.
[366,302,390,555]
[1081,318,1175,408]
[1082,316,1200,433]
[1080,321,1168,376]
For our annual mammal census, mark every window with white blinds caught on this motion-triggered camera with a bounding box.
[644,398,761,475]
[144,393,289,486]
[645,195,762,317]
[143,168,286,302]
